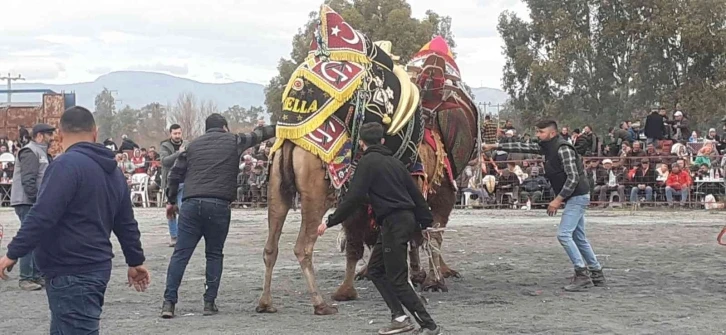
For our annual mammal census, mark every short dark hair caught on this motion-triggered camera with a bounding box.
[534,119,558,130]
[360,123,384,146]
[60,106,96,133]
[205,113,228,131]
[169,124,181,133]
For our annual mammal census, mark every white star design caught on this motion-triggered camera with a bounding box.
[331,26,341,36]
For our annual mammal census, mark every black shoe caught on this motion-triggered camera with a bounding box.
[590,269,606,287]
[203,301,218,316]
[378,316,415,335]
[415,326,441,335]
[563,267,593,292]
[161,301,175,319]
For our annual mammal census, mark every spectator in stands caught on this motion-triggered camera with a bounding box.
[585,159,600,200]
[521,133,532,144]
[596,159,625,207]
[665,163,692,207]
[689,131,699,143]
[17,125,31,147]
[103,137,117,151]
[495,166,520,206]
[119,134,140,152]
[237,168,250,207]
[670,141,690,160]
[502,120,515,132]
[578,126,595,156]
[131,148,147,174]
[614,122,632,146]
[705,128,723,153]
[694,143,716,168]
[114,153,124,171]
[628,122,643,143]
[249,165,267,205]
[644,109,666,147]
[630,158,656,205]
[1,142,9,153]
[160,124,186,247]
[671,111,689,142]
[645,143,663,160]
[623,141,646,169]
[500,130,517,144]
[520,167,549,205]
[10,123,55,291]
[482,115,498,144]
[121,153,135,175]
[560,127,571,143]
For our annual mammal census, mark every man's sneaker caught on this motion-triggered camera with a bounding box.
[378,316,415,335]
[415,326,442,335]
[19,280,42,291]
[203,301,219,316]
[33,277,46,288]
[160,301,175,319]
[564,267,593,292]
[169,238,177,247]
[590,269,606,287]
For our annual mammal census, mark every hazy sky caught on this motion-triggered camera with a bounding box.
[1,0,528,89]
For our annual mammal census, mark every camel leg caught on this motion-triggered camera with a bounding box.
[422,185,456,292]
[409,243,427,285]
[256,153,291,313]
[293,147,337,315]
[332,211,368,301]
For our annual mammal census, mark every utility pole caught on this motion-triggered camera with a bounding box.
[1,73,25,104]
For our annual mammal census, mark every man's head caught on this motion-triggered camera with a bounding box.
[505,120,513,127]
[359,123,385,150]
[58,106,97,148]
[572,128,581,136]
[205,113,229,132]
[485,114,491,121]
[583,125,592,134]
[640,158,650,169]
[671,163,681,174]
[534,120,558,142]
[602,159,613,169]
[633,142,642,151]
[32,123,56,145]
[253,165,264,174]
[169,124,182,142]
[141,148,147,156]
[676,158,686,169]
[699,164,709,173]
[646,143,655,152]
[561,127,569,135]
[589,160,599,168]
[149,146,156,152]
[659,107,667,116]
[674,111,683,120]
[709,128,716,137]
[620,121,629,130]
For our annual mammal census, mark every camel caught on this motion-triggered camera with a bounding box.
[257,5,426,315]
[331,36,479,300]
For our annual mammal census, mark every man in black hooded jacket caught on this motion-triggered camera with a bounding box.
[317,122,441,335]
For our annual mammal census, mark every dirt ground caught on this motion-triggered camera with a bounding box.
[1,207,725,334]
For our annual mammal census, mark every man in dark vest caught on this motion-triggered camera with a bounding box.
[484,119,605,291]
[159,124,185,247]
[10,123,55,291]
[160,113,275,318]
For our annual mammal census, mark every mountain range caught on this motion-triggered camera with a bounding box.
[8,71,509,114]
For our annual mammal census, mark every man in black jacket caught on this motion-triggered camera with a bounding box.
[160,113,275,318]
[644,109,666,147]
[317,123,441,335]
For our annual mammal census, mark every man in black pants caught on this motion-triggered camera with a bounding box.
[318,123,441,335]
[160,113,275,318]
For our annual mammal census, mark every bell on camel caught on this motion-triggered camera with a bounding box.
[382,114,392,125]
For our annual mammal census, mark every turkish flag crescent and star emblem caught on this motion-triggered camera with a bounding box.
[310,60,365,92]
[309,5,366,55]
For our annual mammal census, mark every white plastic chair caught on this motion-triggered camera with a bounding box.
[130,173,150,208]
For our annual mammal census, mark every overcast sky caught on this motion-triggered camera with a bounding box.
[1,0,528,89]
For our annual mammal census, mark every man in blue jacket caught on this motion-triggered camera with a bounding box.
[0,106,150,334]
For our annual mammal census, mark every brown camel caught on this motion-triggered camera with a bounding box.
[257,6,425,315]
[332,36,479,300]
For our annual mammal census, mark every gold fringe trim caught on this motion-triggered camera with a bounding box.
[269,138,284,156]
[290,133,349,164]
[275,99,346,139]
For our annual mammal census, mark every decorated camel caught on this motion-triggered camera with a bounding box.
[257,5,427,315]
[331,36,479,299]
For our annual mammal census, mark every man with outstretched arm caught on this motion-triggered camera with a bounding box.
[0,106,150,334]
[483,119,605,291]
[318,122,441,335]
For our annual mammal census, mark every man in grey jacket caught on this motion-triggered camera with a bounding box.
[160,124,185,247]
[10,123,55,291]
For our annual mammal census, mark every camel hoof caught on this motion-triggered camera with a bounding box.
[410,270,427,285]
[314,304,339,315]
[422,279,449,293]
[255,304,278,313]
[332,286,358,301]
[442,268,462,279]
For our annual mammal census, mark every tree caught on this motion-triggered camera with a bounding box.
[168,92,219,139]
[113,106,140,140]
[137,103,168,145]
[264,0,459,121]
[222,105,265,133]
[498,0,726,133]
[94,88,116,141]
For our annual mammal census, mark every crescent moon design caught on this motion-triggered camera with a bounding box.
[340,23,360,45]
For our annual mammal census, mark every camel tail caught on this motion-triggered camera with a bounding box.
[278,140,297,206]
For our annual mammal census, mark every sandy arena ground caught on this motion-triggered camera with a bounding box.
[1,207,725,334]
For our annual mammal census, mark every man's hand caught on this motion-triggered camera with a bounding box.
[317,221,327,236]
[0,256,17,280]
[127,265,150,292]
[547,198,563,216]
[165,203,178,219]
[482,144,498,152]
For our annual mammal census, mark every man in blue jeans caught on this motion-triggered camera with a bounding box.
[0,106,150,334]
[160,124,186,247]
[10,123,55,291]
[161,114,275,318]
[484,119,606,291]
